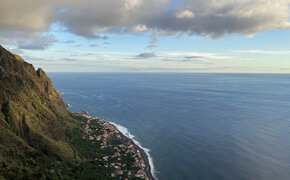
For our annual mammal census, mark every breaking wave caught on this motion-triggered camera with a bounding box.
[109,121,157,179]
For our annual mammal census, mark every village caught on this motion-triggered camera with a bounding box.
[79,113,150,180]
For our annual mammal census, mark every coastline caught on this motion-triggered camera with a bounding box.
[109,122,156,180]
[138,146,155,180]
[78,113,155,180]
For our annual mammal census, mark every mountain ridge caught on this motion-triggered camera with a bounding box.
[0,46,153,180]
[0,45,79,179]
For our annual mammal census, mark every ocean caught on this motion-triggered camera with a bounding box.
[49,73,290,180]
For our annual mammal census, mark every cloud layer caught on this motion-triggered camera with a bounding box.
[0,0,289,47]
[58,0,290,38]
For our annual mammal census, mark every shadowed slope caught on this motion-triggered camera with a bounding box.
[0,45,80,179]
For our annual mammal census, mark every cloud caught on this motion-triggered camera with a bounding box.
[65,40,75,44]
[233,49,290,54]
[132,51,231,63]
[0,0,55,32]
[146,34,158,49]
[135,52,157,59]
[58,58,78,62]
[57,0,290,39]
[0,0,289,42]
[22,55,50,62]
[89,44,99,47]
[0,31,56,50]
[184,56,204,59]
[176,10,195,19]
[7,48,25,55]
[17,35,56,50]
[83,52,97,56]
[161,52,231,61]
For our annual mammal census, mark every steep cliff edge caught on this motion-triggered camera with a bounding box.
[0,46,153,180]
[0,45,80,179]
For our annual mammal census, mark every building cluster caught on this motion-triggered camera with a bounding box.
[79,113,149,180]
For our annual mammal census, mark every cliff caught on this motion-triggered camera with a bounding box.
[0,45,79,179]
[0,46,152,180]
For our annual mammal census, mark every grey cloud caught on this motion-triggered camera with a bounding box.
[17,35,56,50]
[0,0,56,32]
[56,0,290,39]
[146,44,157,49]
[135,52,157,59]
[23,55,50,61]
[185,56,203,59]
[59,58,78,62]
[90,44,99,47]
[145,0,290,38]
[0,0,289,42]
[160,57,211,63]
[146,34,158,49]
[125,66,231,72]
[8,48,25,55]
[181,56,213,63]
[65,40,75,44]
[0,31,56,50]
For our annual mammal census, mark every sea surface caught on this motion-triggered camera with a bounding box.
[49,73,290,180]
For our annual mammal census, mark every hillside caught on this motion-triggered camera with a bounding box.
[0,46,152,180]
[0,45,84,179]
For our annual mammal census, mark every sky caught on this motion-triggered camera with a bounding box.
[0,0,290,73]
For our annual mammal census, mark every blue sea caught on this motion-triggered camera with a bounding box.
[49,73,290,180]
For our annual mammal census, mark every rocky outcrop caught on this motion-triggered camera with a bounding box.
[0,45,77,179]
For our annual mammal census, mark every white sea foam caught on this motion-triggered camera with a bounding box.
[109,121,158,179]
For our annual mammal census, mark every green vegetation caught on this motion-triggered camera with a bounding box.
[13,54,24,62]
[65,114,142,180]
[0,45,146,179]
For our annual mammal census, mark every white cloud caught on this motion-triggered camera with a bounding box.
[124,0,142,10]
[233,50,290,54]
[176,10,195,19]
[132,25,148,32]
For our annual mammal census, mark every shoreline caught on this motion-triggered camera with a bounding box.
[138,146,155,180]
[78,113,155,180]
[109,122,156,180]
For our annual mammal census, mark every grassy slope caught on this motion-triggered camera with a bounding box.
[0,46,83,179]
[0,46,142,180]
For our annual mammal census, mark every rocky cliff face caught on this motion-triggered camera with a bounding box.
[0,45,67,139]
[0,45,78,179]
